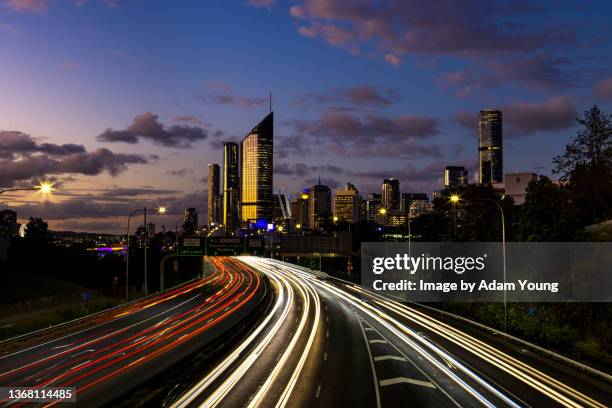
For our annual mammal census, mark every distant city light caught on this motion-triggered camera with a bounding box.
[450,195,460,203]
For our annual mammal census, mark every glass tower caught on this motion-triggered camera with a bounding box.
[382,178,400,210]
[478,109,503,184]
[240,112,273,224]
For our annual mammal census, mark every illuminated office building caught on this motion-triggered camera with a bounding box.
[309,181,332,230]
[240,112,274,224]
[382,178,400,210]
[334,183,362,224]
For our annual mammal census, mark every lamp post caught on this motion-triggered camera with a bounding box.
[125,206,167,300]
[450,194,460,238]
[0,182,55,196]
[476,197,507,336]
[450,195,507,335]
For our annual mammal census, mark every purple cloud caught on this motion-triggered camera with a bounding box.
[299,84,401,108]
[96,112,208,148]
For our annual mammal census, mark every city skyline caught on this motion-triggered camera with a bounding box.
[2,1,612,233]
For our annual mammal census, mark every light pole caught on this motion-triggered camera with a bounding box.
[125,206,167,300]
[450,194,460,238]
[476,197,507,336]
[0,182,55,196]
[451,195,507,335]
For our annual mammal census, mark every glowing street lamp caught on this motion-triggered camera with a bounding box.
[378,208,387,215]
[1,181,56,196]
[333,216,339,222]
[450,194,460,203]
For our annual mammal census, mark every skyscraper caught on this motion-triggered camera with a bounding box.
[241,112,274,224]
[309,181,332,230]
[444,166,468,188]
[223,142,240,231]
[290,192,309,228]
[334,183,362,224]
[382,178,400,210]
[208,163,220,227]
[478,109,503,184]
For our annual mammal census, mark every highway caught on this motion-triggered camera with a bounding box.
[173,256,612,408]
[0,257,266,407]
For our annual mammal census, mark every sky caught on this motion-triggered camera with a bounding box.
[1,0,612,233]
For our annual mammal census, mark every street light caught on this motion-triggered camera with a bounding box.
[449,194,460,236]
[125,206,167,301]
[475,198,507,336]
[0,181,56,196]
[451,195,507,335]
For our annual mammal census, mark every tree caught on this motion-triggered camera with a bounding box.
[553,105,612,224]
[515,176,578,241]
[24,217,49,243]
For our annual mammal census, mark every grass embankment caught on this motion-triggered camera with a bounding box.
[0,274,122,340]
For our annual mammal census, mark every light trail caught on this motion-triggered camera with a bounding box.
[260,258,608,408]
[246,258,519,408]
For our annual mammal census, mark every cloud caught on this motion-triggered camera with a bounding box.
[96,112,208,148]
[441,54,573,95]
[504,96,577,136]
[289,0,571,65]
[288,109,439,143]
[299,84,400,108]
[0,131,86,159]
[0,148,150,188]
[454,97,577,137]
[165,168,192,177]
[595,78,612,101]
[198,83,268,109]
[4,0,48,13]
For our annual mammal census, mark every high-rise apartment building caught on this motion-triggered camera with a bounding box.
[308,181,332,230]
[290,192,309,228]
[382,178,400,210]
[478,109,503,184]
[240,112,274,224]
[333,183,362,224]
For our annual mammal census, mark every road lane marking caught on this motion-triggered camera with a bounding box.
[51,343,73,349]
[356,317,381,408]
[69,360,91,370]
[374,355,407,362]
[323,352,327,361]
[379,377,435,388]
[369,339,387,344]
[315,384,322,398]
